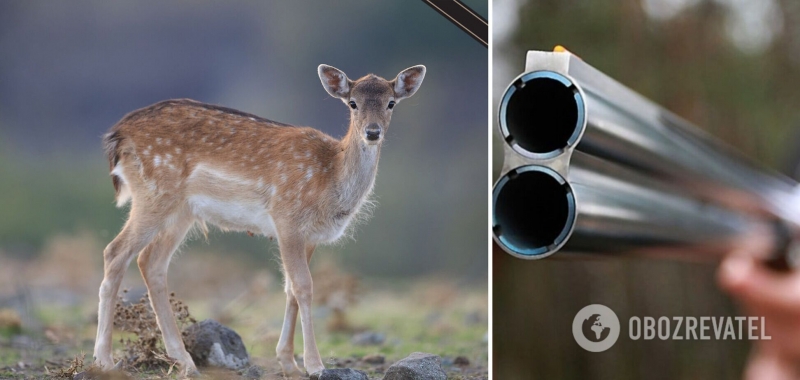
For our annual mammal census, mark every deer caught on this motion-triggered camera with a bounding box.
[93,64,425,377]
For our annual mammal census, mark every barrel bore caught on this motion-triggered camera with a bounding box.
[499,71,585,159]
[492,166,576,258]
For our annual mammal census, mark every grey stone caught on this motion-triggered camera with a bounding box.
[350,331,385,346]
[183,319,249,370]
[383,352,446,380]
[309,368,369,380]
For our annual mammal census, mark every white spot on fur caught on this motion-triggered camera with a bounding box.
[154,155,162,167]
[156,138,162,144]
[305,167,314,180]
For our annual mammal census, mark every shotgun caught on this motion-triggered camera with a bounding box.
[492,49,800,268]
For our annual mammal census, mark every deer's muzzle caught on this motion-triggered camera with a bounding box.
[365,124,381,142]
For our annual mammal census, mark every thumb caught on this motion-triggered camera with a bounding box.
[718,253,800,312]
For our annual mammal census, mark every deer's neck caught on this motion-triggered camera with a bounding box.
[333,126,381,211]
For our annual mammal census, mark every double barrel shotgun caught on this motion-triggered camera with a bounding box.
[492,48,800,270]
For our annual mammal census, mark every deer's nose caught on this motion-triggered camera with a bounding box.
[365,124,381,141]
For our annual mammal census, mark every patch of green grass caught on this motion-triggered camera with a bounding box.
[0,347,23,364]
[221,284,487,365]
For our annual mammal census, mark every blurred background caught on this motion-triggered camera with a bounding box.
[0,1,488,377]
[493,0,800,379]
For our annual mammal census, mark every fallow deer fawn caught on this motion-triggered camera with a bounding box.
[94,64,425,376]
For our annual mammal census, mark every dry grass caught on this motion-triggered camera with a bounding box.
[56,354,132,380]
[54,353,90,378]
[113,291,197,371]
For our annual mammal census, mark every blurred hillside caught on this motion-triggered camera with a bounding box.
[0,1,488,280]
[493,0,800,379]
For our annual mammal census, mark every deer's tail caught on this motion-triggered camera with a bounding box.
[103,130,131,207]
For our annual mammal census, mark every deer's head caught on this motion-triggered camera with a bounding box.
[318,64,426,145]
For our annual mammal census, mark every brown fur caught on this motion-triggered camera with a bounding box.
[93,65,425,377]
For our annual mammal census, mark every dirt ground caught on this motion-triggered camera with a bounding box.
[0,234,488,379]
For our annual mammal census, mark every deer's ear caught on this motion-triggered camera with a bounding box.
[392,65,426,101]
[318,64,351,100]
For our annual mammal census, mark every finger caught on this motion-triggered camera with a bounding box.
[744,347,800,380]
[718,253,800,313]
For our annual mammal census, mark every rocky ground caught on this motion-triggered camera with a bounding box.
[0,240,487,379]
[0,336,487,379]
[0,278,487,379]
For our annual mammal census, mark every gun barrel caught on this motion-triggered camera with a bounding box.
[498,71,586,159]
[493,152,778,260]
[493,50,799,262]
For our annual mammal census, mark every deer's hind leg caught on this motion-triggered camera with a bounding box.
[136,211,196,375]
[94,207,162,369]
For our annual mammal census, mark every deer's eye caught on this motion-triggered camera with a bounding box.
[388,100,396,110]
[349,100,357,110]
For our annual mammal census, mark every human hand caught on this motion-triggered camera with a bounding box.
[718,253,800,380]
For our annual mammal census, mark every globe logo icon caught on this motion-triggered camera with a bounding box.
[572,304,620,352]
[583,314,611,342]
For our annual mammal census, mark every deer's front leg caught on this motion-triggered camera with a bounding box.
[276,284,302,376]
[278,234,324,375]
[276,244,316,376]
